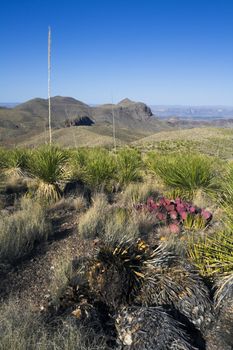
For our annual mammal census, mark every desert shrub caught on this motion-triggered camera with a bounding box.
[189,229,233,277]
[28,146,70,202]
[115,148,142,186]
[0,299,106,350]
[0,196,50,263]
[136,196,212,234]
[146,152,219,199]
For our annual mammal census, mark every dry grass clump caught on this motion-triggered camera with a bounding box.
[78,193,109,239]
[0,196,50,263]
[49,196,87,214]
[118,181,160,207]
[0,299,106,350]
[78,193,144,242]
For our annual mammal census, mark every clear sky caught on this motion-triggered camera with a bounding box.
[0,0,233,105]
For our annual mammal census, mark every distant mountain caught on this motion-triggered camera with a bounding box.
[0,103,20,108]
[0,96,167,146]
[1,96,232,147]
[150,105,233,120]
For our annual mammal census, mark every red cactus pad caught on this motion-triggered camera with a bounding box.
[189,206,196,213]
[165,198,171,205]
[157,212,166,221]
[170,210,178,220]
[169,223,180,234]
[175,198,181,204]
[180,211,188,220]
[176,204,184,212]
[159,198,166,205]
[166,204,175,211]
[147,197,154,205]
[201,210,212,220]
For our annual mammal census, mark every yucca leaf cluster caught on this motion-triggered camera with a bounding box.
[28,146,70,201]
[147,152,219,198]
[189,229,233,277]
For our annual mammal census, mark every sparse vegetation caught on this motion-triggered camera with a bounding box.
[0,141,233,349]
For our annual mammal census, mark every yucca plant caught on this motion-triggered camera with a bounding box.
[189,229,233,277]
[115,148,142,186]
[87,238,154,309]
[87,236,213,332]
[28,146,70,202]
[146,152,219,199]
[116,306,196,350]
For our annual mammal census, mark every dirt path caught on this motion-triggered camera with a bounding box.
[0,206,92,310]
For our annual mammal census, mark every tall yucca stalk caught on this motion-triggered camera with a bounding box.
[48,26,52,145]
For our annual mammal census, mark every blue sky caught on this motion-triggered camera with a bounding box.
[0,0,233,105]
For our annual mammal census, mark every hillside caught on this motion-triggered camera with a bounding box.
[133,127,233,159]
[0,96,174,147]
[1,96,233,148]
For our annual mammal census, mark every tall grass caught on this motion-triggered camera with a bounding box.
[0,197,50,263]
[147,152,219,199]
[77,193,109,238]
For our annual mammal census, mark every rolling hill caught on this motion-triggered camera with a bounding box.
[1,96,233,148]
[0,96,174,147]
